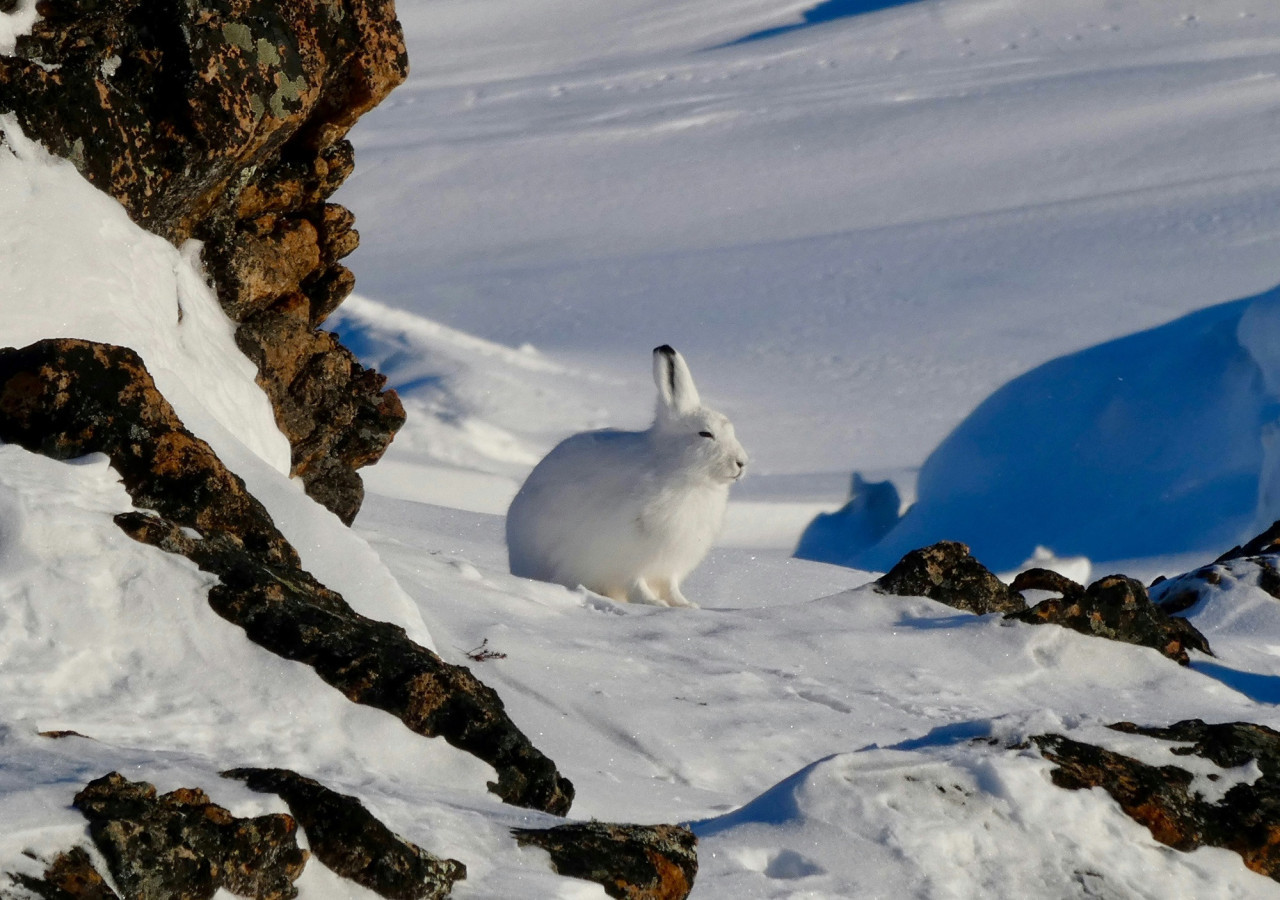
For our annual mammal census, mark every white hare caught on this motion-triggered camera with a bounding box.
[506,345,748,607]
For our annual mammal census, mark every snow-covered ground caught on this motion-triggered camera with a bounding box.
[9,0,1280,896]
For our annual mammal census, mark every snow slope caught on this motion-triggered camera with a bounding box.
[341,0,1280,487]
[9,0,1280,898]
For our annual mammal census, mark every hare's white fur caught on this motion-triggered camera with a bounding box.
[506,346,747,607]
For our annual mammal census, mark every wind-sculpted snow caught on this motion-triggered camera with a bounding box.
[807,286,1280,573]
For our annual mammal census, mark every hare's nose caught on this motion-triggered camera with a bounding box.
[735,457,747,471]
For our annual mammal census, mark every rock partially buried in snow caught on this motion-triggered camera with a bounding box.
[224,768,466,900]
[1155,517,1280,615]
[876,540,1209,664]
[8,846,121,900]
[1008,571,1211,665]
[875,540,1027,615]
[511,821,698,900]
[0,338,573,816]
[1035,720,1280,882]
[73,772,308,900]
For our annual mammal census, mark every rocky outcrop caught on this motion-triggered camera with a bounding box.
[0,0,409,522]
[225,768,466,900]
[875,541,1027,615]
[0,338,573,815]
[1008,571,1211,665]
[74,772,308,900]
[1034,720,1280,882]
[875,542,1209,663]
[512,822,698,900]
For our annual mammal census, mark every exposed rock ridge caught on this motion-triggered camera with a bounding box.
[0,0,409,522]
[0,338,573,815]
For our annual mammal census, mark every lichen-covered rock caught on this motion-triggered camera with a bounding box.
[225,768,466,899]
[512,822,698,900]
[875,541,1027,615]
[72,772,307,900]
[0,0,409,521]
[0,339,573,816]
[1034,720,1280,881]
[1008,573,1211,665]
[0,338,296,566]
[6,847,121,900]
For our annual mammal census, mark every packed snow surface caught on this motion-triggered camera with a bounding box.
[8,0,1280,897]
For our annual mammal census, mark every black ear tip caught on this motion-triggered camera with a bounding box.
[654,344,676,356]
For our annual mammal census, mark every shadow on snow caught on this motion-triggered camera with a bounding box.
[798,283,1280,573]
[715,0,925,48]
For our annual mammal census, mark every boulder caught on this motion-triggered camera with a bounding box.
[875,540,1027,615]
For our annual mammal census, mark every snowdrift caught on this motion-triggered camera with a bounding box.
[803,285,1280,572]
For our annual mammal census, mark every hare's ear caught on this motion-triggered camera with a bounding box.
[653,345,701,415]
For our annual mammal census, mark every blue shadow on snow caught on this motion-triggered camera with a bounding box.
[718,0,925,47]
[798,283,1280,573]
[1192,660,1280,705]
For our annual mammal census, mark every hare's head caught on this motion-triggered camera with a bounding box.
[652,345,748,484]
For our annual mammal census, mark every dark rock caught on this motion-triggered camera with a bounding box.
[875,541,1027,615]
[1008,566,1086,598]
[232,300,405,525]
[0,339,573,815]
[1034,720,1280,881]
[7,847,120,900]
[72,772,307,900]
[224,768,466,899]
[512,822,698,900]
[0,0,409,521]
[1215,518,1280,564]
[1153,518,1280,615]
[1008,574,1211,665]
[0,339,297,567]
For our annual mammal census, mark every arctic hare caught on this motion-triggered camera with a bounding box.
[506,345,747,607]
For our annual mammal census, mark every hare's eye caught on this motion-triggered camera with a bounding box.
[698,431,715,439]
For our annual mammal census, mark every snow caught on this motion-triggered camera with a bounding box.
[0,0,36,57]
[8,0,1280,897]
